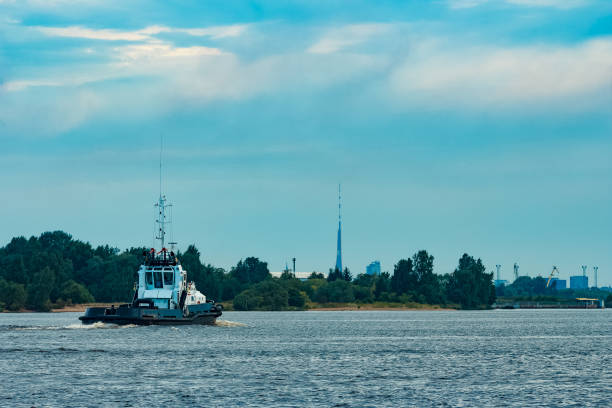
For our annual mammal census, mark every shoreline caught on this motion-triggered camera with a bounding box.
[306,306,455,311]
[4,303,456,313]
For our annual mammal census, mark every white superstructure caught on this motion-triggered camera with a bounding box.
[134,189,207,311]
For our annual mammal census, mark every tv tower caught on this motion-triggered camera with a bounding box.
[335,184,342,272]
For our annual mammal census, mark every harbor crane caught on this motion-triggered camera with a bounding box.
[546,266,559,288]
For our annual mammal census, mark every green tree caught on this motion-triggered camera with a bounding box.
[60,280,95,304]
[233,280,288,310]
[287,286,307,308]
[180,245,205,287]
[308,272,324,279]
[0,278,26,311]
[447,254,495,309]
[412,250,443,304]
[353,273,375,288]
[231,257,270,285]
[233,291,264,311]
[314,280,355,303]
[391,258,416,295]
[26,267,56,311]
[374,272,391,300]
[327,267,343,282]
[353,285,374,302]
[343,267,352,282]
[0,255,27,284]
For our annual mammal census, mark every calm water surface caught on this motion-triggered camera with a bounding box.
[0,310,610,407]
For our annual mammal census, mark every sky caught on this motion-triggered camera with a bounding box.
[1,0,611,284]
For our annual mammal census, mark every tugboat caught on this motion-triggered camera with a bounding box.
[79,192,223,325]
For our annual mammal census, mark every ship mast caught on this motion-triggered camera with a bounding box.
[155,136,171,250]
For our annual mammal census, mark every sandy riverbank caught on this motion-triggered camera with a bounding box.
[307,306,455,311]
[306,302,456,311]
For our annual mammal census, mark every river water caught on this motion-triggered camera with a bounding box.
[1,310,610,407]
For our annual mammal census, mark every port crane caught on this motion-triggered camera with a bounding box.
[546,266,559,288]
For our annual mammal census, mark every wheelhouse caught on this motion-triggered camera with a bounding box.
[136,248,186,309]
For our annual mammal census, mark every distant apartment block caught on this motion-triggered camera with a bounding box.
[570,275,588,289]
[366,261,381,275]
[494,279,508,287]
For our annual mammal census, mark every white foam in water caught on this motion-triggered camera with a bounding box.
[215,320,247,327]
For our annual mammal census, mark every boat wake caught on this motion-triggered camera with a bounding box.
[214,320,247,327]
[3,322,140,331]
[63,322,140,330]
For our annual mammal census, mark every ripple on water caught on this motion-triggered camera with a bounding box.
[0,310,610,407]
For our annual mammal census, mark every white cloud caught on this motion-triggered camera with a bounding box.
[36,25,150,41]
[388,37,612,108]
[116,43,223,60]
[4,21,612,138]
[2,79,62,91]
[34,24,248,42]
[0,87,104,137]
[0,25,387,136]
[448,0,588,8]
[448,0,488,9]
[1,69,128,91]
[308,23,392,54]
[181,25,248,39]
[505,0,587,8]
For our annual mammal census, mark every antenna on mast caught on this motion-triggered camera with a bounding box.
[155,135,172,250]
[338,183,341,223]
[335,183,343,272]
[159,134,163,199]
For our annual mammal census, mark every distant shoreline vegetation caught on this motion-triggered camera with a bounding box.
[2,231,603,313]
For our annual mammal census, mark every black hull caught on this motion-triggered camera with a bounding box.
[79,305,222,326]
[78,315,219,326]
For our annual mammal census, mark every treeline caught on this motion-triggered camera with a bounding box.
[0,231,495,311]
[0,231,144,311]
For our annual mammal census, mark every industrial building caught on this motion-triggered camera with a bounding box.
[494,265,507,286]
[570,275,588,289]
[549,278,566,290]
[270,271,312,281]
[366,261,381,275]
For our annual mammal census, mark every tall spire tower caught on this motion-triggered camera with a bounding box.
[335,184,342,272]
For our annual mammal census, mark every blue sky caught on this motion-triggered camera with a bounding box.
[1,0,611,284]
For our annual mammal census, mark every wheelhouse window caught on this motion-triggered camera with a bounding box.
[154,271,163,288]
[163,271,174,286]
[146,272,153,286]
